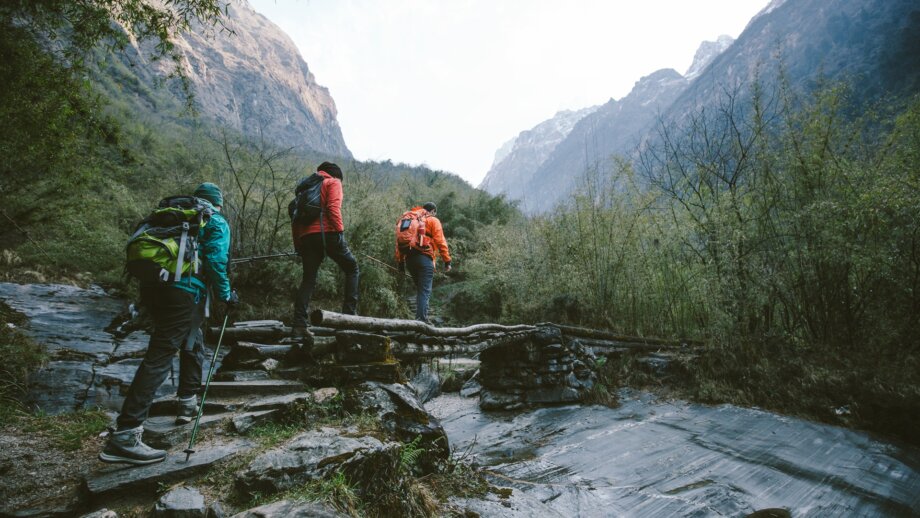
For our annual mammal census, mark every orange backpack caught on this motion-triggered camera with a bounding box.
[395,209,429,254]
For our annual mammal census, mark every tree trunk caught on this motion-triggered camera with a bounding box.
[310,310,535,337]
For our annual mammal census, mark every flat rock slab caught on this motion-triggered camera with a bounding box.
[204,381,305,398]
[230,499,346,517]
[153,486,206,517]
[85,440,252,502]
[235,428,397,496]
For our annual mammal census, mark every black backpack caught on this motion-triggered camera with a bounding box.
[288,174,324,225]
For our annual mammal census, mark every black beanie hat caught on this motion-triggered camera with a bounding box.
[318,162,343,180]
[423,202,437,213]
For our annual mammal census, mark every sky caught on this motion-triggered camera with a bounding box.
[249,0,771,186]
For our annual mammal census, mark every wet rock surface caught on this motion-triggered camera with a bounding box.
[153,486,206,517]
[0,283,221,414]
[409,363,441,403]
[85,440,252,502]
[430,391,920,517]
[229,499,346,517]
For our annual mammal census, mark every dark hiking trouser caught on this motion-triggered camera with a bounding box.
[293,232,360,327]
[406,251,434,323]
[116,285,205,431]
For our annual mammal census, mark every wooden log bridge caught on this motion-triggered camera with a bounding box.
[210,315,701,412]
[310,310,536,337]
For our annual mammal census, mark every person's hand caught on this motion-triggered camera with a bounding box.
[224,290,240,308]
[398,261,405,274]
[444,261,452,273]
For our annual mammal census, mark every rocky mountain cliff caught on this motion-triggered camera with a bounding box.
[484,0,920,213]
[481,35,731,212]
[665,0,920,126]
[520,69,688,212]
[685,35,734,80]
[480,107,597,201]
[124,0,351,157]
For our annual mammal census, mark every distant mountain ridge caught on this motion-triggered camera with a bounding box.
[121,0,351,158]
[480,106,597,202]
[482,0,920,213]
[479,35,733,211]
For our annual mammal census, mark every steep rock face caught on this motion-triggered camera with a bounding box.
[129,0,350,157]
[666,0,920,120]
[521,69,688,213]
[685,35,735,80]
[483,35,731,213]
[480,106,597,200]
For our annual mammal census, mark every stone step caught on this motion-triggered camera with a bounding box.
[85,439,253,503]
[214,369,272,382]
[204,380,306,398]
[149,396,241,417]
[143,414,230,449]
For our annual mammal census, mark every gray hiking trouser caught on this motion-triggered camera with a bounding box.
[116,285,205,431]
[293,232,360,327]
[406,251,434,323]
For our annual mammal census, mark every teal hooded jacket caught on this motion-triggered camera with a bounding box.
[172,199,232,301]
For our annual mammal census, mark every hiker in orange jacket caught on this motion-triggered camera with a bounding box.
[395,202,451,323]
[292,162,359,333]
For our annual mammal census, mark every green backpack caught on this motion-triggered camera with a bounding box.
[126,196,213,284]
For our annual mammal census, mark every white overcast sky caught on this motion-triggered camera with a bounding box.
[249,0,770,186]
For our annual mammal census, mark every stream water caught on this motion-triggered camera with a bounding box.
[428,392,920,517]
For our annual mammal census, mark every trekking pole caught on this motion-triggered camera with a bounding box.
[360,252,412,279]
[183,311,230,462]
[230,251,298,265]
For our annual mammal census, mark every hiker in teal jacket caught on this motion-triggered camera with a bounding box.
[100,182,239,465]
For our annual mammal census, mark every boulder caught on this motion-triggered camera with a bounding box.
[80,510,119,518]
[345,382,450,468]
[234,428,399,497]
[459,375,482,398]
[409,363,441,403]
[153,486,206,517]
[335,331,392,363]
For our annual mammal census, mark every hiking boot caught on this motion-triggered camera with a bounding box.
[291,326,314,347]
[98,426,167,465]
[175,395,199,425]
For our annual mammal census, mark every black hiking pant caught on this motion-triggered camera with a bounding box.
[406,251,434,323]
[293,232,360,327]
[116,285,205,431]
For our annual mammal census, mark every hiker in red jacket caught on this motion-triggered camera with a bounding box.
[395,202,451,323]
[291,162,359,334]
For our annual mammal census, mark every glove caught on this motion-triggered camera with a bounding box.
[224,290,240,308]
[444,261,452,272]
[397,261,405,273]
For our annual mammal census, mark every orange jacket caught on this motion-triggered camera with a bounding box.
[395,207,451,265]
[291,171,344,241]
